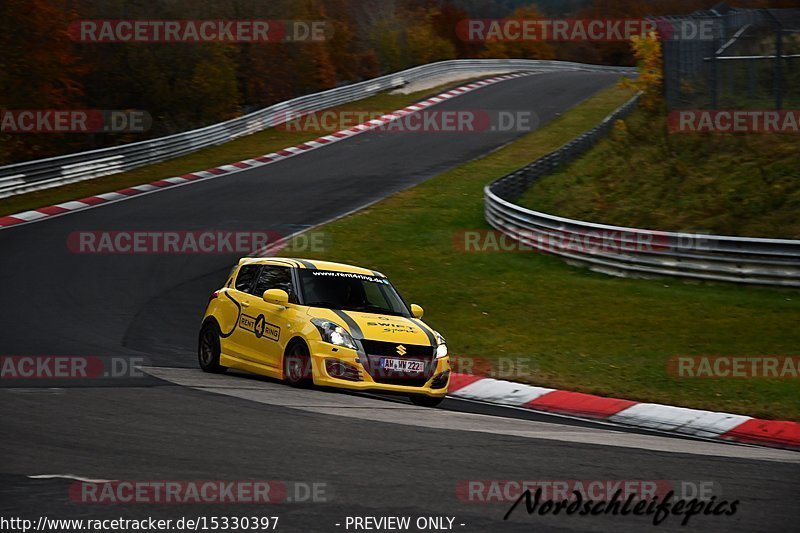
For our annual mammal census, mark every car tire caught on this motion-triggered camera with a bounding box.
[284,341,312,387]
[198,322,227,374]
[409,394,444,408]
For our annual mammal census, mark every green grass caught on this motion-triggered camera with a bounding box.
[518,107,800,238]
[0,79,487,217]
[285,84,800,421]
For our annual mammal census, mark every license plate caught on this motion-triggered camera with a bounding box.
[380,358,424,373]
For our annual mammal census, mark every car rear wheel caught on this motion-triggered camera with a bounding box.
[284,341,312,387]
[409,394,444,408]
[198,323,227,374]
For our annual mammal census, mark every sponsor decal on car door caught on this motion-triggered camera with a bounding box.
[236,266,295,370]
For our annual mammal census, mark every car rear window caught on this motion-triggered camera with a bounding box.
[234,264,259,292]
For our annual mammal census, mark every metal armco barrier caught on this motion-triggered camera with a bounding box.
[485,96,800,287]
[0,59,633,199]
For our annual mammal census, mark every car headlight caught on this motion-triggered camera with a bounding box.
[434,331,448,359]
[311,318,358,350]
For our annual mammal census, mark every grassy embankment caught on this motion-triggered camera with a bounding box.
[285,84,799,420]
[518,107,800,238]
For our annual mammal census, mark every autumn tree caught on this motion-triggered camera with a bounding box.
[371,19,405,72]
[621,31,663,112]
[243,43,298,106]
[185,45,241,124]
[405,8,457,65]
[0,0,85,162]
[478,6,555,60]
[432,1,483,58]
[291,0,338,93]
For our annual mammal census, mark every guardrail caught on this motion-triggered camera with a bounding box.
[0,59,633,199]
[485,96,800,287]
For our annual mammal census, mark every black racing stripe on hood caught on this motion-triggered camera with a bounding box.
[409,318,437,347]
[331,310,364,339]
[330,310,368,366]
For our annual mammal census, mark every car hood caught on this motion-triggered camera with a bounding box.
[306,307,435,346]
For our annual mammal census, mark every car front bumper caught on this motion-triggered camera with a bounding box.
[307,339,450,397]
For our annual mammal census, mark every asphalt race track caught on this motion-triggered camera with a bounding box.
[1,71,797,532]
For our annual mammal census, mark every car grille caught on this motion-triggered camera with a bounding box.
[359,340,434,358]
[359,339,435,387]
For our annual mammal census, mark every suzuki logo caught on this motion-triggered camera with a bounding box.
[396,345,407,356]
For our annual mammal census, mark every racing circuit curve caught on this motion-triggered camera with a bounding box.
[1,69,797,533]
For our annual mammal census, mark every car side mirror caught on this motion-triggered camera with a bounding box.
[410,304,424,319]
[263,289,289,308]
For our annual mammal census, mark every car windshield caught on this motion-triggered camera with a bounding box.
[298,270,410,317]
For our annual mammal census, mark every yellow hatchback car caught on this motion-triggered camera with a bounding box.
[199,257,450,406]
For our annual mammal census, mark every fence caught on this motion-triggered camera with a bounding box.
[0,59,633,199]
[661,6,800,109]
[485,96,800,287]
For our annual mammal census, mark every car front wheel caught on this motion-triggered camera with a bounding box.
[284,341,312,387]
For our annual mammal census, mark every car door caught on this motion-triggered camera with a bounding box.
[237,265,297,371]
[223,263,262,360]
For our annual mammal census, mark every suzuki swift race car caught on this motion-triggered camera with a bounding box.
[199,258,450,406]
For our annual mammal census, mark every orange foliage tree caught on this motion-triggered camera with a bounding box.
[478,6,554,60]
[621,32,664,113]
[0,0,86,162]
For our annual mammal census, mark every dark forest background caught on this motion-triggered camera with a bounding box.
[1,0,796,164]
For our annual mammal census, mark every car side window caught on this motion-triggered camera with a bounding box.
[234,265,260,292]
[252,266,295,302]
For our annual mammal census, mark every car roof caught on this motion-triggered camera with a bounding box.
[238,257,385,277]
